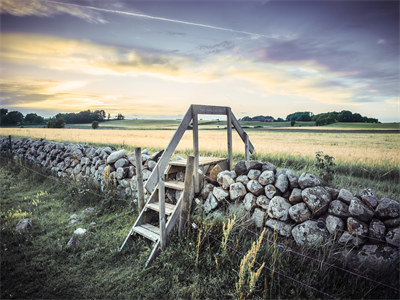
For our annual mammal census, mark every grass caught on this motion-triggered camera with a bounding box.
[1,158,398,299]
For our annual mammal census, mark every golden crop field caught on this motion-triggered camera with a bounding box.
[1,127,399,169]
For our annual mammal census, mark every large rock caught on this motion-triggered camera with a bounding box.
[268,196,291,221]
[385,227,400,248]
[326,215,344,236]
[275,174,289,193]
[355,244,399,273]
[201,183,214,199]
[106,149,126,164]
[375,198,400,219]
[289,203,311,223]
[368,219,386,243]
[229,182,247,201]
[265,219,294,237]
[203,193,218,214]
[217,170,236,186]
[288,188,302,204]
[348,198,374,222]
[258,170,275,186]
[261,162,276,173]
[236,174,249,185]
[142,169,152,181]
[264,184,278,199]
[298,173,321,189]
[247,169,261,180]
[324,186,339,200]
[328,200,351,218]
[114,158,129,169]
[234,160,247,176]
[291,220,328,246]
[383,217,400,228]
[286,170,299,189]
[245,160,263,171]
[246,180,264,196]
[252,208,265,228]
[338,231,365,247]
[302,186,331,217]
[16,218,32,231]
[116,167,127,180]
[222,175,235,190]
[256,195,270,210]
[212,187,229,202]
[243,193,256,211]
[347,217,368,237]
[337,189,353,204]
[209,164,223,181]
[360,188,379,208]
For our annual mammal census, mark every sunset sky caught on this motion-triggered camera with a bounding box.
[0,0,399,121]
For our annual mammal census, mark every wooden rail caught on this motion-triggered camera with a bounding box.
[145,104,254,194]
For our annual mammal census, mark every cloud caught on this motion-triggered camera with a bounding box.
[377,39,386,45]
[0,0,107,23]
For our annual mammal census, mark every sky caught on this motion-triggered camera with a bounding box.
[0,0,399,122]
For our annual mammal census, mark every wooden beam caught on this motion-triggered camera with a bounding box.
[145,106,193,193]
[158,165,166,250]
[192,105,199,193]
[135,147,144,212]
[179,155,195,236]
[245,133,250,161]
[230,113,255,153]
[194,104,229,115]
[226,107,233,170]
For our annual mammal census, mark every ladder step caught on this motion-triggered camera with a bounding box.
[165,180,185,190]
[146,202,176,215]
[132,224,160,242]
[169,157,227,167]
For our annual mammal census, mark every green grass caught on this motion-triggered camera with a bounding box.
[1,157,399,299]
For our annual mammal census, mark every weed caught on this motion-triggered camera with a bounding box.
[315,150,336,185]
[220,215,236,262]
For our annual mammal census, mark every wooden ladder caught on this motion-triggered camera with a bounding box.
[119,156,195,267]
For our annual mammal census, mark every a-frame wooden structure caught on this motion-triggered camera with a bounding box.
[120,104,254,267]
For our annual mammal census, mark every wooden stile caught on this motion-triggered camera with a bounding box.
[135,147,144,211]
[179,156,195,236]
[226,107,233,170]
[158,165,166,250]
[245,133,250,161]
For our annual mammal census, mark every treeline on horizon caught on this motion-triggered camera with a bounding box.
[241,110,379,125]
[0,108,125,128]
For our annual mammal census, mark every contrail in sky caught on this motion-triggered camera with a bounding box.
[44,0,277,39]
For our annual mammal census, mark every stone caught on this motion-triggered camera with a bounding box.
[246,180,264,196]
[368,219,386,243]
[236,174,249,185]
[256,195,270,210]
[302,186,331,217]
[338,231,365,247]
[150,150,164,161]
[383,217,400,228]
[176,171,184,181]
[326,215,344,236]
[141,154,151,162]
[385,227,400,248]
[243,160,263,171]
[355,244,399,273]
[114,158,129,169]
[203,193,218,214]
[247,169,261,180]
[347,217,368,237]
[286,170,299,189]
[324,186,339,200]
[222,175,235,189]
[116,167,127,180]
[74,228,87,235]
[209,164,223,181]
[268,196,291,221]
[106,149,126,164]
[147,160,157,171]
[375,198,400,219]
[265,184,278,199]
[298,173,321,189]
[291,220,328,246]
[243,193,256,211]
[213,187,229,202]
[82,207,94,215]
[289,203,311,223]
[348,197,374,222]
[328,200,351,218]
[119,179,130,188]
[261,162,276,173]
[234,160,247,176]
[229,182,247,201]
[252,208,265,228]
[265,219,294,237]
[275,174,289,193]
[201,183,214,199]
[288,188,302,204]
[142,169,152,181]
[217,170,236,186]
[258,170,275,186]
[16,218,32,231]
[360,188,378,208]
[67,236,80,247]
[129,166,136,177]
[337,189,353,204]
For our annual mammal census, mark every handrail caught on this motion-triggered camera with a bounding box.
[144,104,254,194]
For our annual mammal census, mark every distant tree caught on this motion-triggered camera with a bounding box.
[0,108,8,116]
[92,121,99,129]
[286,112,312,122]
[1,111,24,125]
[116,113,125,120]
[47,117,65,128]
[24,113,45,125]
[107,113,111,121]
[291,120,296,127]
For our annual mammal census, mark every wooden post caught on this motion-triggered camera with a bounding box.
[245,133,250,161]
[179,155,195,236]
[135,147,144,212]
[158,164,166,250]
[192,105,199,193]
[8,135,12,153]
[226,108,233,170]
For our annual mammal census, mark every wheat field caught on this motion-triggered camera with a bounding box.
[1,127,399,169]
